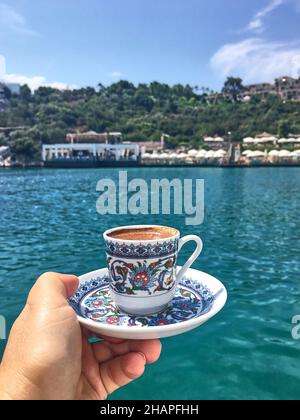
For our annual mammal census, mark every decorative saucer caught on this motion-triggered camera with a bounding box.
[69,267,227,340]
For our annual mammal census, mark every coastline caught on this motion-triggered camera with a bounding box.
[1,162,300,169]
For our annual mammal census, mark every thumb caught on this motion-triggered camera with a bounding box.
[27,272,79,310]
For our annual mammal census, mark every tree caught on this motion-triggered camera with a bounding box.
[11,137,40,158]
[108,81,136,96]
[222,77,245,102]
[20,85,32,101]
[0,76,299,162]
[133,91,154,112]
[2,85,12,100]
[278,121,290,138]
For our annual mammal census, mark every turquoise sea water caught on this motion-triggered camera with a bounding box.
[0,167,300,400]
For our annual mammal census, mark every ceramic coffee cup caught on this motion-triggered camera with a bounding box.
[103,225,203,315]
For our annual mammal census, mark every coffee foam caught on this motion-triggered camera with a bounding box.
[108,226,178,241]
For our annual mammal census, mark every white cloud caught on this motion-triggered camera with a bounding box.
[246,0,284,33]
[0,55,76,91]
[210,38,300,84]
[110,71,123,79]
[0,2,39,36]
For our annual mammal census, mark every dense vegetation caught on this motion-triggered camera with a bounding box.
[0,77,300,161]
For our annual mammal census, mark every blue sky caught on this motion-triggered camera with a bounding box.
[0,0,300,90]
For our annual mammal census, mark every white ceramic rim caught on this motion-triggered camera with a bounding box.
[74,267,227,337]
[103,225,180,244]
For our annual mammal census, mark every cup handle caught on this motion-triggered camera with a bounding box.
[176,235,203,284]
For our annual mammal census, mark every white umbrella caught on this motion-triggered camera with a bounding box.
[254,151,267,157]
[214,151,226,158]
[150,152,160,159]
[293,149,300,155]
[247,151,266,158]
[216,149,226,155]
[279,138,296,144]
[245,151,254,158]
[196,150,207,157]
[142,153,151,158]
[243,137,254,143]
[290,151,300,158]
[205,151,216,158]
[255,137,272,144]
[178,153,188,159]
[188,149,198,156]
[242,150,253,156]
[169,153,179,159]
[204,137,214,142]
[214,137,224,142]
[159,153,170,159]
[278,150,291,158]
[268,150,280,157]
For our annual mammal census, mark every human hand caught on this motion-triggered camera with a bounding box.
[0,272,162,400]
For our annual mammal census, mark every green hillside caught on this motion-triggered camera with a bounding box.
[0,77,300,161]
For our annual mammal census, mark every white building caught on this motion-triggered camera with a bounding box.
[42,143,140,162]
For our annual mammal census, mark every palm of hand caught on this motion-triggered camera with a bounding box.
[0,273,161,400]
[78,331,161,400]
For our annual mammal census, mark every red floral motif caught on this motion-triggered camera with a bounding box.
[156,319,169,326]
[106,317,120,324]
[126,263,134,270]
[92,301,103,307]
[133,271,150,286]
[165,259,174,268]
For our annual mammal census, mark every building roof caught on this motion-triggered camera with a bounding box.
[66,131,122,143]
[204,136,224,142]
[135,141,163,151]
[255,132,275,139]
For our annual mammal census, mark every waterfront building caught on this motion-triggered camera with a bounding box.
[203,136,225,150]
[66,131,122,144]
[136,141,164,154]
[42,142,140,167]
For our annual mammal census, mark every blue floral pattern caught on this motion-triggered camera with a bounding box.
[69,274,215,327]
[105,238,179,259]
